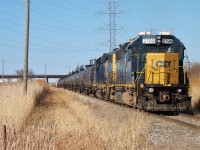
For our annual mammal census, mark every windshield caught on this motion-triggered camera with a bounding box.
[143,45,173,53]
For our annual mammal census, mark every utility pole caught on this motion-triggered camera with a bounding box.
[23,0,30,94]
[1,59,4,82]
[69,66,71,74]
[98,1,124,52]
[45,64,46,82]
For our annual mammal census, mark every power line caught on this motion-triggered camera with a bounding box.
[132,8,200,11]
[0,1,10,4]
[31,2,94,19]
[30,9,94,32]
[0,16,97,36]
[0,10,97,34]
[0,10,25,20]
[0,43,99,55]
[42,0,94,15]
[9,1,96,32]
[2,60,69,71]
[0,24,96,51]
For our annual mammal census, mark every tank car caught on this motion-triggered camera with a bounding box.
[75,65,94,94]
[59,63,94,94]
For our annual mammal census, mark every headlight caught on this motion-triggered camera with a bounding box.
[177,89,182,93]
[157,36,161,40]
[149,88,154,93]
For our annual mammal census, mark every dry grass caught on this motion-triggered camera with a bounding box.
[0,83,147,149]
[0,81,46,131]
[0,81,49,149]
[55,89,146,149]
[190,62,200,111]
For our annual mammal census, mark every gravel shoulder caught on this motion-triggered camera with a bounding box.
[78,94,200,150]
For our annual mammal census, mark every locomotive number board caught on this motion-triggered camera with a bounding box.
[142,38,156,44]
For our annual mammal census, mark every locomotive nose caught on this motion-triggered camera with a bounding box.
[145,53,179,85]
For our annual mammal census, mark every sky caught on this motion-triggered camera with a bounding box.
[0,0,200,82]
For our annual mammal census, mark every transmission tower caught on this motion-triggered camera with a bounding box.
[98,1,124,52]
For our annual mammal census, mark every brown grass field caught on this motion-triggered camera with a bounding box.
[0,81,147,149]
[190,62,200,111]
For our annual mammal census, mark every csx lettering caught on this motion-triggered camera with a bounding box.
[156,61,171,67]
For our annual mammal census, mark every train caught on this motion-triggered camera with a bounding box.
[57,31,191,112]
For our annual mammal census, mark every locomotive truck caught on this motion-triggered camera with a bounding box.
[58,32,191,112]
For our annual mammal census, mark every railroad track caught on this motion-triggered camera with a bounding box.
[72,91,200,132]
[179,113,200,120]
[163,113,200,129]
[148,113,200,132]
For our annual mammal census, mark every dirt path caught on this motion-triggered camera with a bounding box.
[21,87,110,149]
[19,87,69,149]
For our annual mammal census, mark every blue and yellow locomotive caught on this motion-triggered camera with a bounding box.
[58,32,191,112]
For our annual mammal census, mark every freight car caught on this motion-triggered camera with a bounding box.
[58,32,191,112]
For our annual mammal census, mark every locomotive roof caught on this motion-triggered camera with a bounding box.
[127,33,185,50]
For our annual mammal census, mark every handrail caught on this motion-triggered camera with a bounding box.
[135,67,145,97]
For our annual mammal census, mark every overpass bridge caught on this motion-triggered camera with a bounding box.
[0,74,67,82]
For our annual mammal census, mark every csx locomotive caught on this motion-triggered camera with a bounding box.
[58,32,191,112]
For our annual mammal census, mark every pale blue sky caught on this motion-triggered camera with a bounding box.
[0,0,200,80]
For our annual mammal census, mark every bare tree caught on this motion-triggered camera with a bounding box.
[15,69,34,82]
